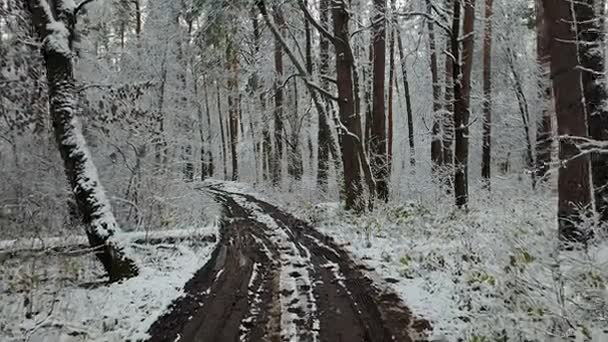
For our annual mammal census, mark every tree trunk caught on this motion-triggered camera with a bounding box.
[577,0,608,222]
[442,12,454,184]
[203,75,214,178]
[333,1,366,211]
[535,0,553,182]
[227,42,239,181]
[397,29,416,167]
[387,0,397,172]
[288,80,304,181]
[426,0,443,173]
[481,0,493,187]
[371,0,389,201]
[507,47,536,186]
[216,81,228,180]
[195,76,207,180]
[452,0,476,208]
[272,7,285,186]
[544,0,593,243]
[251,8,272,182]
[28,0,138,281]
[304,0,315,173]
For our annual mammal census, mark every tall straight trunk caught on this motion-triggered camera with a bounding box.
[443,0,454,180]
[203,75,214,178]
[216,81,228,180]
[481,0,493,186]
[578,0,608,222]
[387,0,397,170]
[194,76,207,180]
[453,0,476,208]
[316,0,334,191]
[543,0,592,243]
[535,0,553,182]
[288,80,304,181]
[304,0,314,172]
[227,43,239,181]
[397,29,416,167]
[155,61,168,169]
[426,0,443,172]
[364,31,374,153]
[371,0,389,201]
[443,34,454,179]
[333,1,365,211]
[272,8,285,186]
[251,8,272,181]
[28,0,138,281]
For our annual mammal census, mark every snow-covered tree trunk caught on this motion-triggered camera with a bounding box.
[28,0,138,281]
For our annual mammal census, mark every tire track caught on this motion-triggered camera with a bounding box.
[145,187,430,342]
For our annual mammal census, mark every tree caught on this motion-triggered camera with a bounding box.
[272,6,285,186]
[452,0,476,208]
[535,0,553,182]
[481,0,493,186]
[332,0,367,211]
[577,0,608,222]
[27,0,139,281]
[427,0,443,173]
[543,0,592,243]
[387,0,397,171]
[226,40,240,181]
[316,0,338,191]
[371,0,389,201]
[396,28,416,167]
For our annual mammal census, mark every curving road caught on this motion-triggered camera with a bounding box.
[146,186,429,342]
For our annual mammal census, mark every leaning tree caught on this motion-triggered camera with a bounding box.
[27,0,139,281]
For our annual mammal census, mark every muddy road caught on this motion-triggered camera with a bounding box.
[146,187,429,342]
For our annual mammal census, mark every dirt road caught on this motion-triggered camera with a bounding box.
[146,187,429,342]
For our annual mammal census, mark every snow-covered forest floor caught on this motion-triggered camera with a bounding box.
[0,224,218,341]
[1,179,607,341]
[226,178,608,341]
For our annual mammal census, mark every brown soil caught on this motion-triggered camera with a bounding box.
[145,187,430,342]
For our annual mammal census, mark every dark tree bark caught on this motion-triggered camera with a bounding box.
[226,42,239,181]
[481,0,493,187]
[203,75,214,178]
[452,0,476,208]
[426,0,443,172]
[333,1,366,211]
[216,81,228,180]
[442,28,455,186]
[387,0,397,171]
[28,0,138,281]
[272,7,285,186]
[397,28,416,167]
[577,0,608,222]
[544,0,593,243]
[288,80,304,181]
[535,0,553,182]
[371,0,389,201]
[304,0,315,173]
[442,2,454,182]
[195,76,207,180]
